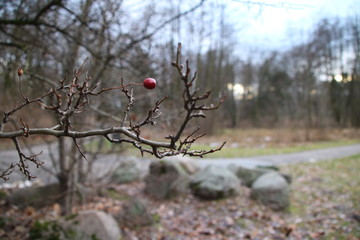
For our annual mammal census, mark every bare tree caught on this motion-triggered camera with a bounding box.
[0,0,208,213]
[0,43,225,180]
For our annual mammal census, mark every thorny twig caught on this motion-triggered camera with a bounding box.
[5,137,44,180]
[120,77,135,127]
[166,43,226,148]
[131,96,168,135]
[0,43,225,180]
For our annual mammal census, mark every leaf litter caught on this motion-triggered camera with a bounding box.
[1,156,360,239]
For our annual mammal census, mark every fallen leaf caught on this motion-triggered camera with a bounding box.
[24,207,35,216]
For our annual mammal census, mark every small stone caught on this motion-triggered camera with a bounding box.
[64,210,121,240]
[116,197,154,228]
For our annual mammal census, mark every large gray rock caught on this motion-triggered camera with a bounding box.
[250,172,290,211]
[7,183,62,208]
[144,160,189,199]
[163,156,200,175]
[110,160,142,184]
[230,165,292,187]
[178,159,200,175]
[230,165,268,187]
[7,183,95,208]
[256,166,292,184]
[189,165,240,200]
[66,210,121,240]
[116,197,154,228]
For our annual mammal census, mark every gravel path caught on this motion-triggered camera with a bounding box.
[1,143,360,185]
[196,143,360,168]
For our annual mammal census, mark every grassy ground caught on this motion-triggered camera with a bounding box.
[189,139,360,158]
[281,154,360,239]
[192,127,360,158]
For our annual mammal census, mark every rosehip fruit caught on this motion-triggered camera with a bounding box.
[17,68,23,77]
[143,78,156,89]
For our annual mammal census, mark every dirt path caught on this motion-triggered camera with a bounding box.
[1,143,360,184]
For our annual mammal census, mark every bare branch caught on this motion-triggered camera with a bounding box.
[11,137,44,180]
[121,77,136,127]
[73,138,87,160]
[132,96,168,129]
[0,0,63,26]
[0,127,171,148]
[168,43,225,148]
[181,141,226,158]
[119,0,205,54]
[0,163,15,181]
[0,43,225,180]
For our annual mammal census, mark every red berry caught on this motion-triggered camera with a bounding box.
[17,68,23,77]
[143,78,156,89]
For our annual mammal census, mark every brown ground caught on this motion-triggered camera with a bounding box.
[1,177,359,240]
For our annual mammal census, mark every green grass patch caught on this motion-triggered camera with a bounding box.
[106,189,131,201]
[282,154,360,238]
[190,139,360,158]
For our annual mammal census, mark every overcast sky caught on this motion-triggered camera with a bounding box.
[226,0,360,50]
[122,0,359,56]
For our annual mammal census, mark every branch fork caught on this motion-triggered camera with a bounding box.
[0,43,225,180]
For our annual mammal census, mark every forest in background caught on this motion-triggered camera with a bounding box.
[1,3,360,238]
[1,0,359,133]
